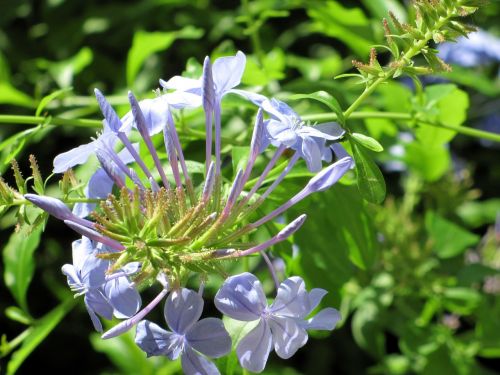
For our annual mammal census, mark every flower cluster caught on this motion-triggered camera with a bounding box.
[25,51,353,374]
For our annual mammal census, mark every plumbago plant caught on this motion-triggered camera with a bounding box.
[0,0,497,374]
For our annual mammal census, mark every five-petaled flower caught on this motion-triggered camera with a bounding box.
[135,288,231,375]
[62,237,141,332]
[214,272,341,373]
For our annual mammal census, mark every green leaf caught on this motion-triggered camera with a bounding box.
[35,87,73,117]
[425,211,480,259]
[307,1,373,56]
[3,225,43,312]
[291,184,378,303]
[416,84,469,144]
[457,199,500,228]
[351,141,386,204]
[405,142,450,182]
[289,91,344,124]
[91,327,180,375]
[6,298,76,375]
[364,115,398,139]
[5,306,32,325]
[48,47,93,88]
[242,48,286,86]
[352,302,386,358]
[0,82,34,108]
[351,132,384,152]
[231,146,249,173]
[126,27,203,86]
[361,0,406,21]
[442,287,482,315]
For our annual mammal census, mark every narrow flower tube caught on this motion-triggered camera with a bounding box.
[239,144,286,207]
[128,91,170,190]
[202,161,215,203]
[25,194,94,228]
[167,111,192,194]
[257,152,300,203]
[63,220,125,251]
[214,103,222,176]
[163,122,182,189]
[95,151,126,189]
[202,56,215,173]
[221,169,244,218]
[220,214,307,258]
[94,89,160,191]
[251,157,353,228]
[236,109,265,197]
[102,287,169,339]
[96,145,144,190]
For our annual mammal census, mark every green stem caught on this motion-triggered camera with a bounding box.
[304,111,500,143]
[0,328,32,357]
[418,120,500,143]
[0,114,100,128]
[303,111,412,122]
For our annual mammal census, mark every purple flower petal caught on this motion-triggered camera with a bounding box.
[85,301,104,332]
[299,124,343,141]
[186,318,231,358]
[270,276,309,318]
[301,136,322,172]
[73,168,113,218]
[307,288,328,312]
[181,346,221,375]
[212,51,246,95]
[268,315,308,359]
[214,272,267,321]
[267,120,297,147]
[85,289,113,323]
[305,156,354,193]
[262,98,297,125]
[236,319,273,373]
[105,277,141,319]
[61,264,80,288]
[52,141,97,173]
[165,91,202,108]
[135,320,183,359]
[303,308,341,331]
[229,89,267,106]
[165,288,204,334]
[314,122,345,139]
[161,76,201,92]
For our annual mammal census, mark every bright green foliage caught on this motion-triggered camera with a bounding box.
[0,0,499,374]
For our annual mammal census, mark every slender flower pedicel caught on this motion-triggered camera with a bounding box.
[25,51,351,374]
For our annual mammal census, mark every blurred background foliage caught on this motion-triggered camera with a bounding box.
[0,0,499,374]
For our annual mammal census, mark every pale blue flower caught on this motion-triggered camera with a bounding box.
[52,127,116,173]
[160,51,266,106]
[262,98,345,172]
[62,237,141,332]
[214,273,311,373]
[135,288,231,375]
[73,144,138,218]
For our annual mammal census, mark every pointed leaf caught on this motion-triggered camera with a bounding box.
[351,141,386,204]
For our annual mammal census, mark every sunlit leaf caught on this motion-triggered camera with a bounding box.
[2,225,43,312]
[351,141,386,204]
[126,26,203,86]
[425,211,480,258]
